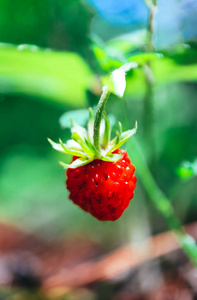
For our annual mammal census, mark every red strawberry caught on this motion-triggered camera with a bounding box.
[48,88,137,221]
[66,149,136,221]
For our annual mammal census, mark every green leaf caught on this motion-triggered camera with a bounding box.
[112,45,197,99]
[152,44,197,85]
[92,44,108,61]
[104,30,147,56]
[59,158,93,169]
[177,160,197,180]
[0,43,96,107]
[153,58,197,84]
[91,31,147,72]
[128,53,163,65]
[91,43,123,71]
[59,109,90,128]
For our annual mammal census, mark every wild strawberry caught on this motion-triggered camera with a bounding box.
[48,86,137,221]
[66,150,136,221]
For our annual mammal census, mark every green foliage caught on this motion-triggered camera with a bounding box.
[59,109,90,128]
[0,44,96,106]
[92,30,147,70]
[0,0,197,266]
[128,53,163,65]
[124,44,197,98]
[93,35,197,99]
[177,160,197,180]
[92,35,161,73]
[0,0,94,55]
[104,30,147,55]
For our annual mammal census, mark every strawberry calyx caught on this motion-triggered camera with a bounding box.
[48,86,137,169]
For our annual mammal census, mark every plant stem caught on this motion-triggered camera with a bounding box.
[126,1,197,265]
[93,86,110,151]
[143,0,157,162]
[121,97,197,266]
[130,139,197,266]
[145,0,157,53]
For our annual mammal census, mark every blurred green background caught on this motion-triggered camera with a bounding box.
[0,0,197,251]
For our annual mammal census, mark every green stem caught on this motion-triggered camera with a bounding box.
[130,140,197,266]
[143,64,155,161]
[145,0,156,52]
[131,0,197,268]
[93,86,110,151]
[121,98,197,266]
[143,0,157,162]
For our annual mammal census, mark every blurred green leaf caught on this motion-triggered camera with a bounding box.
[125,46,197,98]
[92,43,123,71]
[60,109,89,128]
[177,160,197,180]
[97,42,197,98]
[128,52,163,65]
[60,108,116,129]
[92,30,147,72]
[153,58,197,84]
[0,43,97,106]
[104,30,146,56]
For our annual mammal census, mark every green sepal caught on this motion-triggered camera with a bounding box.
[118,121,122,135]
[100,153,121,162]
[59,139,88,158]
[66,139,83,150]
[107,121,137,154]
[48,138,87,158]
[116,130,121,144]
[102,113,111,149]
[71,119,88,141]
[59,157,93,169]
[49,108,137,169]
[88,107,94,142]
[84,137,100,157]
[72,132,94,156]
[48,138,66,153]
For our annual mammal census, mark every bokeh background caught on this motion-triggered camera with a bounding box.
[0,0,197,299]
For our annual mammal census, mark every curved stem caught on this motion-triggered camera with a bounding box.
[131,140,197,266]
[121,98,197,267]
[93,86,110,151]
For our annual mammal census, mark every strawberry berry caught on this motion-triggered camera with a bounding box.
[48,86,137,221]
[66,150,136,221]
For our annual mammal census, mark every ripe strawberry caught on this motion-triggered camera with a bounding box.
[66,149,136,221]
[48,87,137,221]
